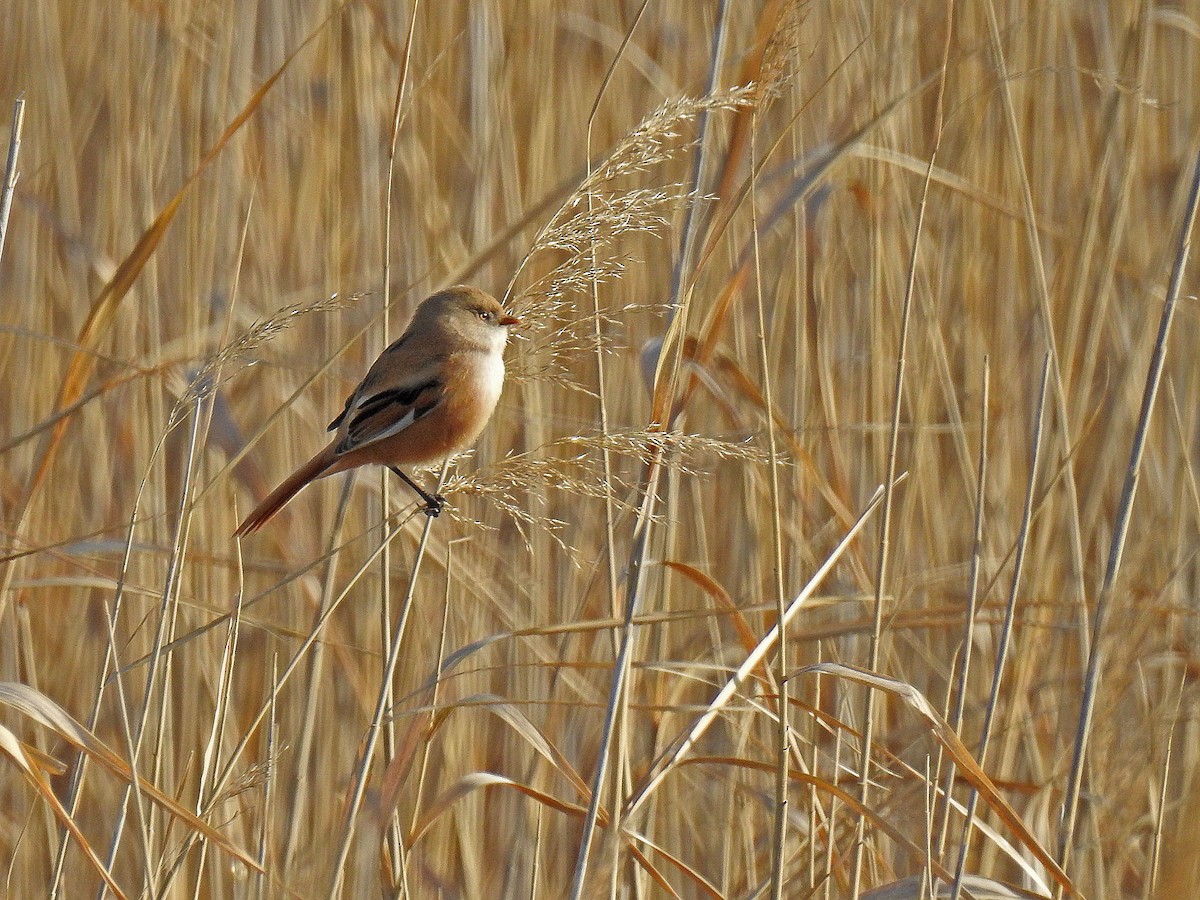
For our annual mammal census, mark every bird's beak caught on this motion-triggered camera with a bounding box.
[499,314,520,327]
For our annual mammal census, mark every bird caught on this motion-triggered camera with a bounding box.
[234,285,519,536]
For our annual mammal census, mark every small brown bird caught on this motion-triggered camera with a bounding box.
[235,286,518,536]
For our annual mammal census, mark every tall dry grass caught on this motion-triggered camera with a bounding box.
[1,2,1198,897]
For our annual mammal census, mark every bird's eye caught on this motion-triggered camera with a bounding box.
[478,310,493,321]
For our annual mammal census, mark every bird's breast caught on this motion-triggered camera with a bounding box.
[473,352,505,411]
[440,351,505,450]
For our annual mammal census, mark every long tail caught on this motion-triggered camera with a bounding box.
[234,445,336,536]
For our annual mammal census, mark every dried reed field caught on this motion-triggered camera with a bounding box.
[2,1,1199,897]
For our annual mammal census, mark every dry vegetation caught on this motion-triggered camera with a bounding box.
[2,2,1199,898]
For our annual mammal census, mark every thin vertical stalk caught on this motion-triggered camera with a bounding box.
[1056,148,1200,885]
[52,564,130,897]
[935,357,988,858]
[189,467,249,900]
[850,4,954,894]
[409,541,456,842]
[571,6,650,896]
[951,356,1051,900]
[1144,682,1184,900]
[0,94,25,269]
[379,4,421,887]
[255,654,279,900]
[748,120,790,899]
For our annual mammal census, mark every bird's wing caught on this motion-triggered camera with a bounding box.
[327,334,414,432]
[334,369,444,454]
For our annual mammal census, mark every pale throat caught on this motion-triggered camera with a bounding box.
[473,348,506,409]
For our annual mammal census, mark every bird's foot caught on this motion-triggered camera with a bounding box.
[388,466,446,518]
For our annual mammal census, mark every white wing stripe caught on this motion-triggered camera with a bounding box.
[364,402,433,444]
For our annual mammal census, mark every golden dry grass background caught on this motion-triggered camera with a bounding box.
[1,1,1198,897]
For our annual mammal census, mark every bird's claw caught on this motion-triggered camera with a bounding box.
[422,494,447,517]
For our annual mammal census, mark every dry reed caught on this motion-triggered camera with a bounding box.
[1,2,1198,898]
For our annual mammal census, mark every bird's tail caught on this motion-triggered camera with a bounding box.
[234,446,335,536]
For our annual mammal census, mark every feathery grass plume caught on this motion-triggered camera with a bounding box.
[215,756,273,804]
[440,452,587,552]
[512,186,689,311]
[173,291,364,418]
[506,297,661,393]
[555,428,771,471]
[506,187,692,391]
[580,87,757,190]
[505,88,757,388]
[754,0,806,105]
[441,427,769,551]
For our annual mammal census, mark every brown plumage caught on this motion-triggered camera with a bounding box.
[234,286,518,536]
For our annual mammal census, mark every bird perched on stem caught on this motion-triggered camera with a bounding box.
[234,285,519,536]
